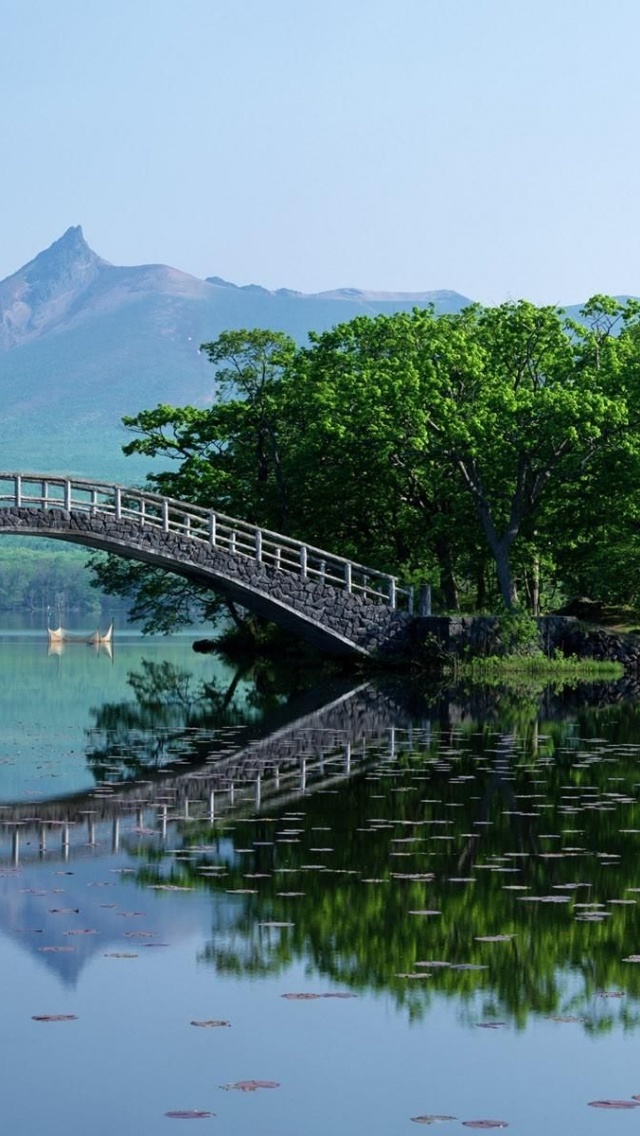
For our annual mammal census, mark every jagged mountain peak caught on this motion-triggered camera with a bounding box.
[14,225,107,284]
[0,226,108,349]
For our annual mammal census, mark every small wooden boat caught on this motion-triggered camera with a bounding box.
[47,623,113,645]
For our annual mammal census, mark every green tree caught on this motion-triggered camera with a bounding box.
[93,298,640,625]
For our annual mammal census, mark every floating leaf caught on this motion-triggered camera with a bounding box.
[546,1015,585,1023]
[221,1081,279,1092]
[411,1117,457,1125]
[32,1014,78,1022]
[282,992,322,1000]
[165,1110,215,1119]
[462,1122,509,1129]
[281,992,356,1000]
[588,1100,640,1109]
[190,1020,231,1028]
[474,935,514,943]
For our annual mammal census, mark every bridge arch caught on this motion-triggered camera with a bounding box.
[0,474,413,657]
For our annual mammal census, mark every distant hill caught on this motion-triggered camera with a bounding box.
[0,228,472,483]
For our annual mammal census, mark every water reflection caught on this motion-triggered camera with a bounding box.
[48,638,113,661]
[3,673,640,1035]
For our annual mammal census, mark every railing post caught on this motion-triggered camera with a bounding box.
[319,559,326,583]
[15,475,21,508]
[300,545,308,579]
[255,529,263,564]
[42,480,48,511]
[114,487,122,521]
[418,583,432,617]
[274,547,281,571]
[90,489,98,517]
[344,561,352,593]
[162,499,169,533]
[388,577,396,610]
[229,530,236,554]
[184,514,191,538]
[209,512,217,547]
[139,498,146,526]
[64,479,72,513]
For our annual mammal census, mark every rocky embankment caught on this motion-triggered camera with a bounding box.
[414,614,640,670]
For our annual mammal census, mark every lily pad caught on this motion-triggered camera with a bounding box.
[165,1110,215,1119]
[190,1020,231,1028]
[32,1014,78,1022]
[588,1100,640,1109]
[220,1080,279,1092]
[410,1117,457,1125]
[462,1123,509,1129]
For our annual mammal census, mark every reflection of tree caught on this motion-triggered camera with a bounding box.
[84,655,358,784]
[86,660,256,781]
[130,705,640,1032]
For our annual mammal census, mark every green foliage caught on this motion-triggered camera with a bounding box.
[86,553,228,635]
[96,297,640,629]
[495,612,541,656]
[459,655,624,686]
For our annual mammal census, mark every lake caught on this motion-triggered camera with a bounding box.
[2,625,640,1133]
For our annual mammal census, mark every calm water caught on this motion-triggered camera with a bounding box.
[3,630,640,1133]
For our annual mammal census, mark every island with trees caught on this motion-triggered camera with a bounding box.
[88,296,640,671]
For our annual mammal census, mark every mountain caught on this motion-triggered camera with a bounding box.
[0,228,472,483]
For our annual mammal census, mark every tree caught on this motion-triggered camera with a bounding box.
[94,299,640,626]
[93,330,298,634]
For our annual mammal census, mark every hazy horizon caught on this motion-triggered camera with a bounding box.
[2,0,639,306]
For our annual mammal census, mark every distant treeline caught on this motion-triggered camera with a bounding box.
[0,542,110,616]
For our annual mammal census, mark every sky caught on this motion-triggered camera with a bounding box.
[1,0,639,305]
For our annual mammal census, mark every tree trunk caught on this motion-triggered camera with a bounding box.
[475,559,486,610]
[435,537,459,610]
[494,541,518,609]
[531,555,540,617]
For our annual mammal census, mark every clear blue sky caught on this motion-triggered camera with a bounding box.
[1,0,639,304]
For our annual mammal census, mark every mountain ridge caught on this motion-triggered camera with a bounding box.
[0,227,633,483]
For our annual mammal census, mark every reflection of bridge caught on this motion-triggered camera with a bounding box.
[0,682,420,865]
[0,473,418,656]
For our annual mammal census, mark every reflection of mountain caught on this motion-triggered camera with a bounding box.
[0,853,225,988]
[4,671,640,1030]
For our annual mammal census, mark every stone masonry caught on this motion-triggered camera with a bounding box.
[0,506,413,657]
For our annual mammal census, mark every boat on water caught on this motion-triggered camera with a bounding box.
[47,623,113,645]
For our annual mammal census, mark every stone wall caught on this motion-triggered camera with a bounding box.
[410,614,640,669]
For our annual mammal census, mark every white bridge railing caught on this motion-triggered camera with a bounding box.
[0,474,413,611]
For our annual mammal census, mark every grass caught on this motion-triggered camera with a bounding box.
[456,654,624,684]
[558,599,640,635]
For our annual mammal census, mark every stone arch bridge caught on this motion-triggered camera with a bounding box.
[0,473,419,657]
